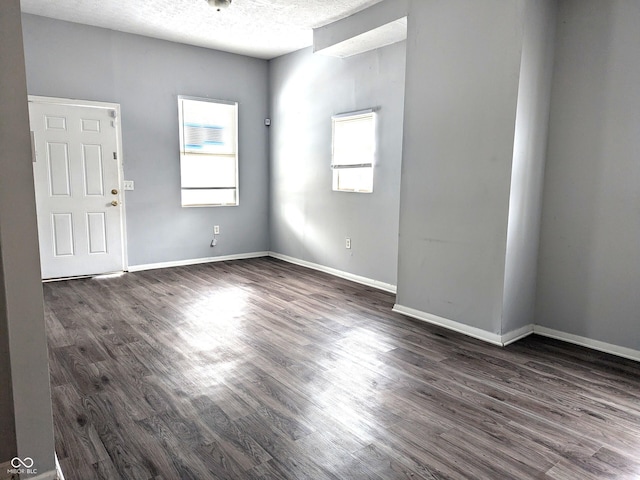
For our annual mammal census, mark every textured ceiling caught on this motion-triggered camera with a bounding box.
[20,0,386,59]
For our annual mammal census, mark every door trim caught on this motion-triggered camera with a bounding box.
[28,95,129,275]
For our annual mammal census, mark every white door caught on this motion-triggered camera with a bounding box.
[29,99,125,279]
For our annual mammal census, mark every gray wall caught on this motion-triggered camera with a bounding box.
[15,0,640,382]
[21,14,270,267]
[396,0,524,334]
[0,243,16,463]
[535,0,640,349]
[269,43,406,286]
[502,0,556,334]
[0,0,56,472]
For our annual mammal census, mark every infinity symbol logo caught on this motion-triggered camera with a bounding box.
[11,457,34,468]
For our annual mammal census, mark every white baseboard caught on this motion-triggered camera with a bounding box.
[534,325,640,362]
[392,304,536,347]
[55,453,65,480]
[502,324,535,346]
[392,304,505,346]
[127,251,269,272]
[269,252,397,294]
[392,304,640,361]
[128,251,397,294]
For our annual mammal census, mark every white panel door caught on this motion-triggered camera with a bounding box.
[29,100,125,279]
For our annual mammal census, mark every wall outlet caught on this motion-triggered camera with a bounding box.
[214,225,220,235]
[345,238,351,249]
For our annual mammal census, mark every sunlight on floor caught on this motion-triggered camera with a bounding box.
[314,327,392,437]
[180,286,250,350]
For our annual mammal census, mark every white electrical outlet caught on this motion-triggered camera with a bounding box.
[214,225,220,235]
[346,238,351,249]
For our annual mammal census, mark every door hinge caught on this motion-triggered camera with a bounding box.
[113,152,117,160]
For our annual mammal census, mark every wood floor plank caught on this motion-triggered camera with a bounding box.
[42,257,640,480]
[82,393,156,479]
[292,431,383,480]
[351,443,434,480]
[192,394,273,470]
[235,412,340,480]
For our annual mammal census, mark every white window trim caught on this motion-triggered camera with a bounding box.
[178,95,239,207]
[331,108,377,193]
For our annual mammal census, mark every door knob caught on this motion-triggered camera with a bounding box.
[111,189,118,195]
[111,200,119,207]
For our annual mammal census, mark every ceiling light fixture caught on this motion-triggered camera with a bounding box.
[207,0,232,11]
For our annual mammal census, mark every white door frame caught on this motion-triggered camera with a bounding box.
[29,95,129,275]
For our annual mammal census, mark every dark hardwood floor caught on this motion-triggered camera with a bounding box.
[43,257,640,479]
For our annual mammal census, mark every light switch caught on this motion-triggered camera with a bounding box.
[123,180,135,191]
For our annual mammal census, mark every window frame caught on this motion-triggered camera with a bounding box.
[331,109,377,193]
[178,95,239,207]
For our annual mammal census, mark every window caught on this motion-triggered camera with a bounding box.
[331,109,376,193]
[178,96,238,207]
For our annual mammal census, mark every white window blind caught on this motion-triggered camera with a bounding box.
[331,110,376,193]
[178,96,238,207]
